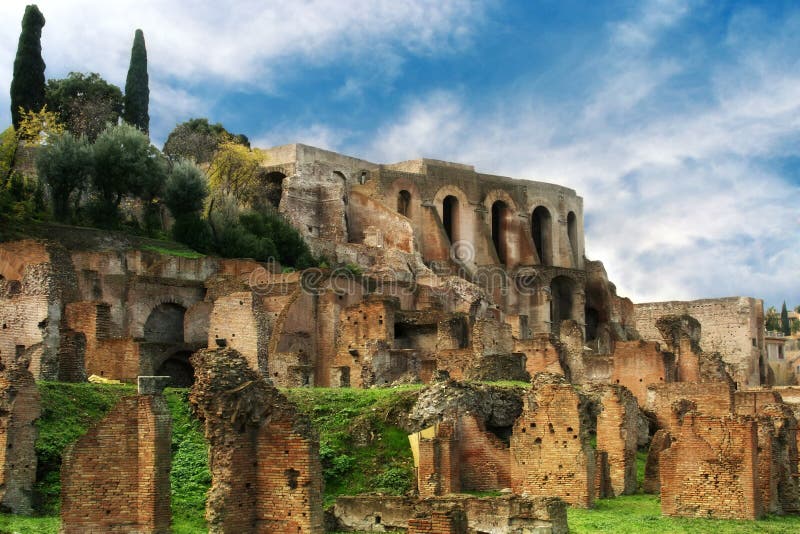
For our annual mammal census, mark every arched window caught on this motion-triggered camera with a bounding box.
[532,206,552,266]
[491,201,510,264]
[567,211,578,265]
[442,195,459,243]
[397,190,411,217]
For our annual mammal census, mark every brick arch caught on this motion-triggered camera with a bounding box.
[144,302,187,344]
[131,296,195,340]
[433,185,470,245]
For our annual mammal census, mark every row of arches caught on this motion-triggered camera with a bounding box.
[395,187,579,267]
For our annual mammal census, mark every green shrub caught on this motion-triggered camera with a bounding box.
[36,132,93,222]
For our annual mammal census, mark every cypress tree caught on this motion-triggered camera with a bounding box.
[10,5,46,129]
[781,301,790,336]
[123,29,149,134]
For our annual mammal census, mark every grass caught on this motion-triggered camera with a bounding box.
[284,385,423,507]
[140,244,205,259]
[568,494,800,533]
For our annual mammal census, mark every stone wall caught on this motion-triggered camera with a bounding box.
[60,378,172,533]
[190,348,323,533]
[510,374,595,507]
[0,348,41,514]
[660,413,760,520]
[634,297,765,387]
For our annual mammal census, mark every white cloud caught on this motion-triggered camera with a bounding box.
[0,0,488,127]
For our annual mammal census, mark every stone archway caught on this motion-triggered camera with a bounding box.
[144,303,186,344]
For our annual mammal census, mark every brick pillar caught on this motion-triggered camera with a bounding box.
[61,376,172,533]
[0,350,41,514]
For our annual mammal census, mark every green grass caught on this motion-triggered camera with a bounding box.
[164,388,209,533]
[568,494,800,533]
[284,385,423,507]
[140,244,205,258]
[0,514,59,534]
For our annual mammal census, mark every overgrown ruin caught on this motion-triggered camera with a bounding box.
[1,143,798,530]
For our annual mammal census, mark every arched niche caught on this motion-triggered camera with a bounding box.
[491,200,511,265]
[144,303,186,344]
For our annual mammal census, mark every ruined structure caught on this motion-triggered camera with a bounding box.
[60,376,172,533]
[190,347,324,533]
[0,343,40,514]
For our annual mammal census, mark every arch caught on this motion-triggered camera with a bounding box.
[550,276,576,325]
[532,206,553,266]
[567,211,578,265]
[143,303,186,344]
[264,171,286,208]
[397,190,411,217]
[491,200,511,265]
[156,350,194,387]
[442,195,459,243]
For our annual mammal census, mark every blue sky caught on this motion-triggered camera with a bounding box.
[1,0,798,309]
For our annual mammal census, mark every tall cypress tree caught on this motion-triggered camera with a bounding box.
[10,5,46,129]
[781,301,790,336]
[123,29,149,135]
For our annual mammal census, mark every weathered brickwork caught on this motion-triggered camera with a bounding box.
[609,340,673,405]
[190,348,323,533]
[753,404,799,515]
[333,495,568,534]
[595,385,639,495]
[60,384,172,533]
[510,374,595,507]
[207,292,269,374]
[646,381,734,433]
[0,349,41,514]
[660,413,760,520]
[635,297,765,387]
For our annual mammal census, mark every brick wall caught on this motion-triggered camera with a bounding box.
[190,348,323,533]
[660,413,760,519]
[634,297,765,387]
[646,382,733,433]
[596,385,639,495]
[643,429,672,494]
[515,334,564,377]
[609,340,673,405]
[207,292,268,374]
[408,508,468,534]
[60,392,172,532]
[0,350,41,514]
[510,375,595,507]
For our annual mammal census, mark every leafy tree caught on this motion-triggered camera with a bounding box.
[781,301,791,336]
[36,132,93,221]
[91,123,165,225]
[46,72,123,141]
[123,29,149,134]
[163,160,208,217]
[765,306,781,332]
[0,127,18,183]
[10,4,46,129]
[207,141,265,204]
[163,118,249,164]
[16,105,64,144]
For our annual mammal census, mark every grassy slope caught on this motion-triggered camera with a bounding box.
[6,382,800,533]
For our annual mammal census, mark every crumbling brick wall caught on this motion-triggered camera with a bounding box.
[660,413,760,520]
[417,422,460,497]
[609,340,674,405]
[0,349,41,514]
[753,404,799,515]
[207,292,269,375]
[646,381,733,433]
[190,348,323,533]
[408,507,467,534]
[510,373,595,507]
[595,385,639,495]
[60,379,171,533]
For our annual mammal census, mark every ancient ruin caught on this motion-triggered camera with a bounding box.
[1,143,798,530]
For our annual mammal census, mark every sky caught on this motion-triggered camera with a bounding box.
[0,0,798,309]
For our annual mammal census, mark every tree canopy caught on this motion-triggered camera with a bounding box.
[10,4,46,129]
[163,117,249,164]
[123,29,149,134]
[46,72,123,141]
[36,132,93,221]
